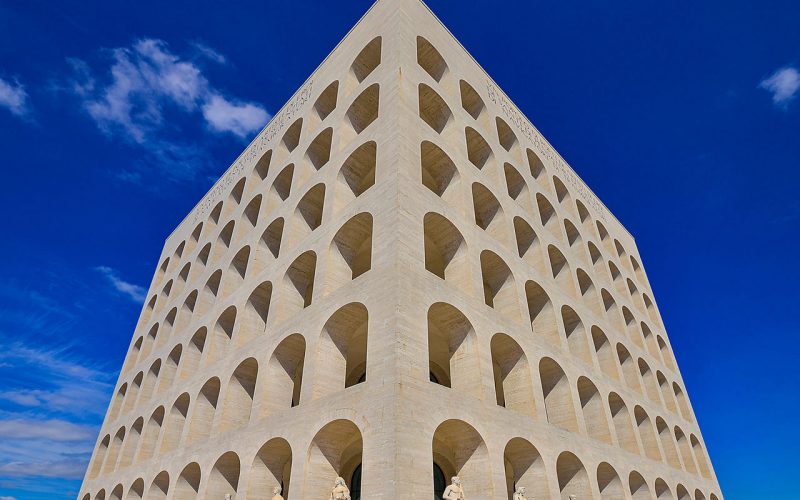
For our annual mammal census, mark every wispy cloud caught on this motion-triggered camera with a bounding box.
[759,65,800,108]
[94,266,146,302]
[67,38,270,182]
[0,77,30,118]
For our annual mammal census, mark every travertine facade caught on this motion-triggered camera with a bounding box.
[78,1,722,498]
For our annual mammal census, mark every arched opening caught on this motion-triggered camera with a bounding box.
[673,383,693,422]
[596,462,624,500]
[587,242,606,281]
[465,127,494,171]
[639,359,662,404]
[563,219,581,249]
[556,451,591,499]
[417,36,449,82]
[180,328,205,381]
[314,81,338,122]
[496,117,518,153]
[656,417,682,469]
[222,246,250,297]
[513,217,545,273]
[459,80,485,120]
[207,451,241,499]
[503,438,547,500]
[135,407,163,464]
[655,478,674,499]
[122,372,142,416]
[314,303,369,398]
[677,485,691,500]
[617,343,643,394]
[642,322,661,359]
[657,371,678,414]
[691,434,712,479]
[345,83,380,138]
[505,164,533,212]
[139,324,158,363]
[94,489,106,500]
[591,327,620,380]
[267,164,293,213]
[147,471,169,500]
[305,127,333,173]
[623,307,644,349]
[160,393,189,453]
[219,358,258,432]
[609,392,639,455]
[263,333,306,415]
[472,182,509,244]
[176,291,196,333]
[174,462,201,500]
[110,484,123,500]
[335,141,376,213]
[539,358,579,433]
[280,118,302,156]
[207,306,236,365]
[187,378,219,444]
[103,429,124,475]
[289,183,325,246]
[634,406,662,461]
[577,269,602,315]
[126,478,144,500]
[423,213,470,290]
[675,427,698,474]
[525,281,559,347]
[432,419,493,498]
[695,490,707,500]
[419,83,453,134]
[117,421,139,470]
[305,419,363,499]
[199,270,221,312]
[217,221,235,253]
[109,384,127,422]
[601,289,624,330]
[427,303,481,399]
[240,281,272,347]
[278,251,316,322]
[139,360,160,405]
[629,471,651,500]
[421,141,460,205]
[258,218,284,272]
[561,306,591,364]
[252,149,272,183]
[247,437,293,500]
[326,213,373,294]
[243,195,262,229]
[536,194,558,237]
[480,250,521,321]
[349,37,381,85]
[527,149,549,192]
[490,333,535,416]
[577,377,611,444]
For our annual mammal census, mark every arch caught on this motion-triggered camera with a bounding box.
[563,219,581,248]
[561,306,591,364]
[147,471,169,500]
[691,434,712,478]
[345,83,380,136]
[135,407,163,463]
[110,484,123,500]
[421,141,460,204]
[139,359,160,405]
[419,83,453,134]
[587,241,606,279]
[677,484,691,500]
[289,183,326,245]
[658,371,679,414]
[490,333,535,416]
[577,376,612,444]
[122,371,143,415]
[207,451,241,498]
[176,290,196,332]
[432,419,493,497]
[314,302,369,398]
[253,149,272,182]
[496,117,518,153]
[591,327,620,380]
[94,490,106,500]
[480,250,521,321]
[217,221,235,251]
[675,426,698,474]
[639,359,662,404]
[241,281,272,346]
[350,37,381,84]
[199,270,221,312]
[305,419,363,499]
[423,213,470,290]
[472,182,509,244]
[695,490,707,500]
[539,358,579,433]
[608,392,639,454]
[459,80,485,119]
[673,382,693,421]
[280,118,302,154]
[644,293,660,326]
[160,393,189,453]
[335,141,376,213]
[306,127,333,171]
[503,438,547,499]
[629,471,652,500]
[577,269,602,315]
[314,81,338,122]
[267,164,293,212]
[417,36,449,82]
[187,378,219,444]
[596,462,624,500]
[427,303,481,398]
[219,357,259,432]
[263,333,306,415]
[118,418,142,469]
[556,451,591,499]
[278,251,316,321]
[126,478,144,500]
[326,212,373,294]
[247,437,293,500]
[207,306,236,364]
[525,281,559,347]
[513,217,545,272]
[181,328,206,380]
[601,289,624,330]
[623,307,644,349]
[88,434,110,479]
[160,309,177,347]
[656,416,682,469]
[174,462,201,500]
[465,127,494,171]
[109,383,127,421]
[139,324,158,363]
[655,478,674,499]
[641,322,661,359]
[527,149,548,190]
[617,343,643,393]
[536,194,558,236]
[222,246,249,297]
[634,406,662,461]
[257,218,284,269]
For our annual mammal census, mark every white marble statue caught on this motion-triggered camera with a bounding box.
[224,495,232,500]
[513,485,526,500]
[443,476,465,500]
[330,476,351,500]
[271,485,284,500]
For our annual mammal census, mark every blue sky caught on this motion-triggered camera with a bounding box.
[0,0,797,498]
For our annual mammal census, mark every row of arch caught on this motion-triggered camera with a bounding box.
[83,417,718,500]
[91,302,369,480]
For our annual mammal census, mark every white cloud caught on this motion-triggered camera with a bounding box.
[0,419,95,442]
[759,66,800,107]
[0,77,29,117]
[202,93,271,137]
[94,265,147,302]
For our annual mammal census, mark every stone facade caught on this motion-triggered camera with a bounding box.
[78,1,722,498]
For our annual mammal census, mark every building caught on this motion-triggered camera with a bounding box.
[78,0,723,498]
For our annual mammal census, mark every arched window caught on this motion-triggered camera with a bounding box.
[503,438,547,499]
[525,281,559,347]
[539,358,579,433]
[264,334,306,415]
[187,379,219,444]
[305,420,363,498]
[490,333,535,416]
[427,303,481,399]
[432,420,493,497]
[577,377,611,444]
[561,306,591,364]
[160,393,189,453]
[423,213,470,290]
[596,462,624,500]
[556,452,591,498]
[608,392,639,454]
[326,213,373,294]
[480,250,521,321]
[247,438,293,499]
[219,358,258,432]
[207,452,241,499]
[174,463,201,500]
[314,303,369,398]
